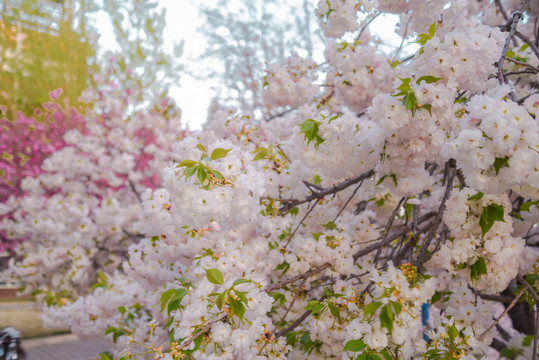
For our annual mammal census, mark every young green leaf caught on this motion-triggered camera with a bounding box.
[343,339,366,352]
[210,148,232,161]
[379,305,394,333]
[185,165,197,180]
[479,203,505,238]
[470,257,488,280]
[327,302,341,319]
[205,268,224,285]
[233,278,251,286]
[234,289,249,305]
[493,156,510,175]
[520,200,539,212]
[228,296,246,319]
[416,75,443,85]
[177,159,197,167]
[196,144,207,153]
[467,192,484,201]
[363,301,383,319]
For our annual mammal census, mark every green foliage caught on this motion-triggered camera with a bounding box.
[0,0,96,116]
[392,77,438,116]
[299,119,324,149]
[520,200,539,212]
[492,156,510,175]
[205,268,224,285]
[417,22,436,56]
[344,339,367,352]
[470,257,488,281]
[479,203,505,238]
[467,192,484,201]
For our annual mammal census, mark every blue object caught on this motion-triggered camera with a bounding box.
[422,302,430,342]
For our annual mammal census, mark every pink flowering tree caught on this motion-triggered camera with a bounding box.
[0,77,184,299]
[4,1,539,359]
[0,89,87,254]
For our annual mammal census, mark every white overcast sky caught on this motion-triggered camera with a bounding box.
[94,1,403,130]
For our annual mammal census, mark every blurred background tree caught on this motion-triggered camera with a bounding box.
[0,0,97,118]
[0,0,183,203]
[196,0,323,119]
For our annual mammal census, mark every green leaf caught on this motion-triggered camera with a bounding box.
[197,165,208,185]
[467,192,484,201]
[311,232,324,241]
[416,75,443,85]
[253,151,268,161]
[391,301,402,315]
[271,291,287,306]
[233,278,251,286]
[299,119,324,149]
[312,174,322,185]
[344,339,366,352]
[196,144,207,153]
[158,288,177,313]
[428,21,436,37]
[380,350,392,360]
[117,306,126,315]
[327,302,341,319]
[363,301,383,319]
[215,293,224,310]
[210,148,232,161]
[228,296,246,319]
[390,174,398,187]
[521,200,539,212]
[454,96,467,104]
[470,257,488,280]
[403,92,417,113]
[167,288,188,315]
[177,160,197,167]
[525,274,539,288]
[234,289,249,305]
[500,348,523,359]
[422,103,433,116]
[448,322,459,342]
[205,268,224,285]
[290,207,299,216]
[104,327,117,336]
[523,334,534,346]
[185,165,197,180]
[213,170,224,179]
[376,175,387,186]
[379,305,394,333]
[479,203,505,238]
[99,352,114,360]
[322,221,337,230]
[493,156,510,175]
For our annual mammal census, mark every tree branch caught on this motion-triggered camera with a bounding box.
[279,169,375,215]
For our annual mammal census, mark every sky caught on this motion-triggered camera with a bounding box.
[94,1,404,130]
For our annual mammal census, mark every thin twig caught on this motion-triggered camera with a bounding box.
[279,169,375,215]
[374,197,406,264]
[515,30,539,61]
[476,286,526,343]
[496,12,522,86]
[356,12,381,42]
[504,56,539,72]
[265,263,332,292]
[415,159,457,269]
[284,199,320,247]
